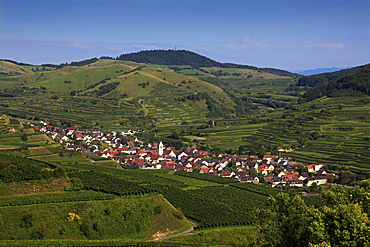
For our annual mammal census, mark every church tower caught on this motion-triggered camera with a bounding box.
[158,141,164,156]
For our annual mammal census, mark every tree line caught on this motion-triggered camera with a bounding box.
[116,49,296,77]
[297,64,368,87]
[0,153,65,183]
[299,65,370,102]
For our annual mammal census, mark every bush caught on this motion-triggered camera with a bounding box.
[31,226,48,240]
[21,214,34,228]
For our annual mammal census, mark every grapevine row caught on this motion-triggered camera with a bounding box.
[174,170,240,184]
[0,191,116,207]
[68,171,156,196]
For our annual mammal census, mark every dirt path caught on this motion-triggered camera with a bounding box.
[154,226,194,241]
[138,99,149,117]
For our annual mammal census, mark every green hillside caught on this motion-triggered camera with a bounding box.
[0,62,135,92]
[0,100,369,246]
[300,64,370,102]
[0,114,58,150]
[0,58,240,128]
[0,116,270,245]
[186,66,298,114]
[1,51,370,246]
[0,193,189,241]
[297,63,369,87]
[182,96,370,174]
[0,60,32,76]
[0,51,300,128]
[0,119,191,242]
[116,49,297,77]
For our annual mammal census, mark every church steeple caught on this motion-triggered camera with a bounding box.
[158,141,164,156]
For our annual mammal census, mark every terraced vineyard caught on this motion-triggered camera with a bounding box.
[151,95,370,174]
[1,51,369,245]
[0,191,117,207]
[0,60,238,129]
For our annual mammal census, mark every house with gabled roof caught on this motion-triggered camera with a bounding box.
[264,176,274,183]
[137,149,147,156]
[238,155,249,160]
[305,176,327,186]
[177,151,190,160]
[60,135,70,142]
[307,164,315,173]
[221,170,232,177]
[277,170,299,178]
[183,166,194,172]
[287,161,302,169]
[200,167,215,174]
[286,180,304,187]
[312,164,324,172]
[259,164,274,175]
[270,176,286,187]
[263,155,278,164]
[133,160,146,167]
[162,162,175,171]
[242,176,259,184]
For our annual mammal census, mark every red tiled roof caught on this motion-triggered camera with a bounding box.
[263,155,278,158]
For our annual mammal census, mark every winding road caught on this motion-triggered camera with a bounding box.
[138,99,149,117]
[154,226,194,241]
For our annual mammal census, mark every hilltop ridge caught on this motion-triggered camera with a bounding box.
[300,64,370,102]
[297,64,369,87]
[2,49,296,77]
[116,49,296,77]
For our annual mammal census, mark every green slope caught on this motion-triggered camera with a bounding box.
[0,193,189,241]
[297,63,369,87]
[0,52,299,126]
[150,92,370,175]
[0,60,33,75]
[116,49,297,77]
[300,64,370,102]
[0,59,237,128]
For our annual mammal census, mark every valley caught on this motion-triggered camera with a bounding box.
[0,50,369,246]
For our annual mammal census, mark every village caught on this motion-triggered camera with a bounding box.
[26,120,339,188]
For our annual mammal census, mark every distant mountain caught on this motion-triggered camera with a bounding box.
[296,64,369,87]
[296,67,352,76]
[117,49,297,77]
[299,64,370,102]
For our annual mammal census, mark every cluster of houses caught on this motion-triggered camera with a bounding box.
[26,121,339,187]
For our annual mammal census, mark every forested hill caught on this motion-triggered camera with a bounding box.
[117,50,219,67]
[299,64,370,102]
[297,63,369,87]
[116,49,296,77]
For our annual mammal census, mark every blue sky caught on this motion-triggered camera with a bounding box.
[0,0,369,71]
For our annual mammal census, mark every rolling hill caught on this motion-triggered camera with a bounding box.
[295,67,352,76]
[0,50,370,245]
[0,51,298,128]
[0,60,33,75]
[296,64,369,87]
[0,60,236,128]
[299,64,370,102]
[0,114,269,245]
[117,49,297,77]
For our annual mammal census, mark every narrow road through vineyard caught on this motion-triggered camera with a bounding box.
[154,226,194,241]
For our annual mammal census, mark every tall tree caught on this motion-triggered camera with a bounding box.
[258,187,370,247]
